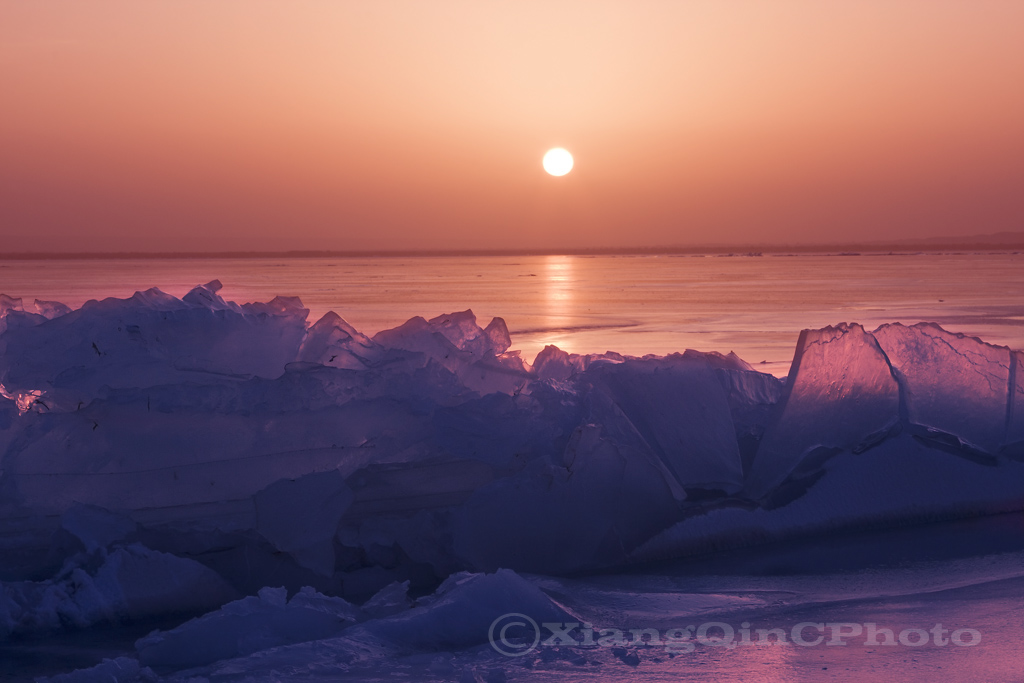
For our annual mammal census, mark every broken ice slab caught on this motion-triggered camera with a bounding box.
[746,323,900,499]
[874,322,1012,454]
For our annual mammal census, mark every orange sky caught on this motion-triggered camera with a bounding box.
[1,1,1022,252]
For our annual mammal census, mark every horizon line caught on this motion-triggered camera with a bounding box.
[2,239,1024,260]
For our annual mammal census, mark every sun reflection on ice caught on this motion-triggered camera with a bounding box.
[541,255,575,351]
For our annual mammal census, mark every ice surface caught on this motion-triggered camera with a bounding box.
[357,569,573,650]
[746,323,900,499]
[1007,350,1024,452]
[532,344,576,380]
[37,657,155,683]
[2,284,1024,679]
[371,310,531,395]
[0,280,308,412]
[33,299,73,320]
[360,580,412,618]
[296,311,378,370]
[583,352,745,493]
[713,365,785,472]
[60,504,139,554]
[254,471,353,576]
[129,569,570,675]
[638,431,1024,563]
[0,544,236,639]
[137,585,360,670]
[453,421,686,574]
[873,322,1012,453]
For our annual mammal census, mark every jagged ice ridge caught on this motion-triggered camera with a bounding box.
[0,282,1022,678]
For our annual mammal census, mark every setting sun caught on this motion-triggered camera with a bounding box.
[542,148,574,176]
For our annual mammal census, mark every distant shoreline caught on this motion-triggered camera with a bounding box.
[2,243,1023,260]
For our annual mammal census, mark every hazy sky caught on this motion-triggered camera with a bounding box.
[2,1,1022,252]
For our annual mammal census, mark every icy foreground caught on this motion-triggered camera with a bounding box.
[1,283,1023,678]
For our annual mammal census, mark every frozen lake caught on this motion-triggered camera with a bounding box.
[2,251,1023,376]
[1,251,1023,682]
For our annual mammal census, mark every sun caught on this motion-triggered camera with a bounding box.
[543,148,574,176]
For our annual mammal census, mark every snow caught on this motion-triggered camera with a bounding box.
[1,283,1023,679]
